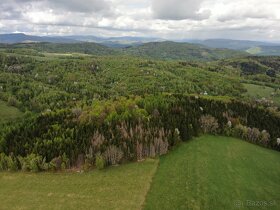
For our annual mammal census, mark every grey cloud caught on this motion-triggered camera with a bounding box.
[152,0,210,20]
[3,0,112,14]
[48,0,111,13]
[0,2,24,20]
[217,9,273,22]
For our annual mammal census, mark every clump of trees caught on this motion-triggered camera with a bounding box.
[0,153,70,172]
[227,124,271,146]
[0,94,279,172]
[199,115,219,134]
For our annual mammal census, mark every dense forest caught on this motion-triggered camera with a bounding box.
[0,42,280,172]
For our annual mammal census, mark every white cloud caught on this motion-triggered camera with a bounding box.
[152,0,210,20]
[0,0,279,41]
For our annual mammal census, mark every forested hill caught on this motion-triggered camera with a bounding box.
[0,41,247,61]
[0,42,118,56]
[122,41,248,61]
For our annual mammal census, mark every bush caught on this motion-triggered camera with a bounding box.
[233,124,248,139]
[50,156,62,171]
[0,153,9,171]
[7,96,19,107]
[174,128,181,144]
[83,159,92,171]
[61,153,70,170]
[247,128,261,143]
[231,124,271,147]
[260,130,270,146]
[199,115,219,134]
[7,155,19,171]
[103,145,123,165]
[19,154,47,172]
[95,153,105,170]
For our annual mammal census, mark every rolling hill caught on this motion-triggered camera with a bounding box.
[249,45,280,56]
[0,41,248,61]
[0,42,118,56]
[123,41,248,61]
[191,39,277,50]
[0,33,78,44]
[189,39,280,56]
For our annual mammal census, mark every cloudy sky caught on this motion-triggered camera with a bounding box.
[1,0,280,41]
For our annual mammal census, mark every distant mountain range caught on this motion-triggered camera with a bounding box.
[0,33,164,48]
[0,40,247,62]
[189,39,278,50]
[0,33,79,44]
[0,33,280,56]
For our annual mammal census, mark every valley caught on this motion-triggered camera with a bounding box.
[0,38,279,210]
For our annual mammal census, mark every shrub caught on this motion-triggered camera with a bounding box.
[277,138,280,146]
[61,153,70,170]
[199,115,219,134]
[7,155,19,171]
[233,124,248,139]
[30,157,40,172]
[247,128,261,143]
[95,153,105,170]
[172,128,181,146]
[222,120,233,136]
[91,131,105,152]
[154,128,169,156]
[7,96,19,107]
[85,146,94,165]
[19,154,47,172]
[260,130,270,146]
[50,156,62,171]
[103,145,123,165]
[0,153,8,171]
[83,159,92,171]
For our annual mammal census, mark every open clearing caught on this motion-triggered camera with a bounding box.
[243,83,280,106]
[144,136,280,210]
[0,100,23,123]
[0,159,158,210]
[1,136,280,210]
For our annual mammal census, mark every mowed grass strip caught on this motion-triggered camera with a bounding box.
[0,100,23,123]
[144,135,280,210]
[0,159,158,210]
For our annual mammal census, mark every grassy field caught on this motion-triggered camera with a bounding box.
[144,136,280,210]
[243,83,280,106]
[0,100,23,123]
[246,47,262,54]
[0,159,158,210]
[1,136,280,210]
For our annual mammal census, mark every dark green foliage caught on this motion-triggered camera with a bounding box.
[0,41,247,62]
[1,43,117,56]
[123,41,247,61]
[0,53,246,113]
[0,44,279,171]
[1,94,279,171]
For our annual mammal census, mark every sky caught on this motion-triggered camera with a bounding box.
[0,0,280,41]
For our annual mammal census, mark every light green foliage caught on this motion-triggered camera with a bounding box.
[144,136,280,210]
[19,154,47,172]
[95,153,105,170]
[0,100,23,123]
[244,83,280,106]
[0,159,158,210]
